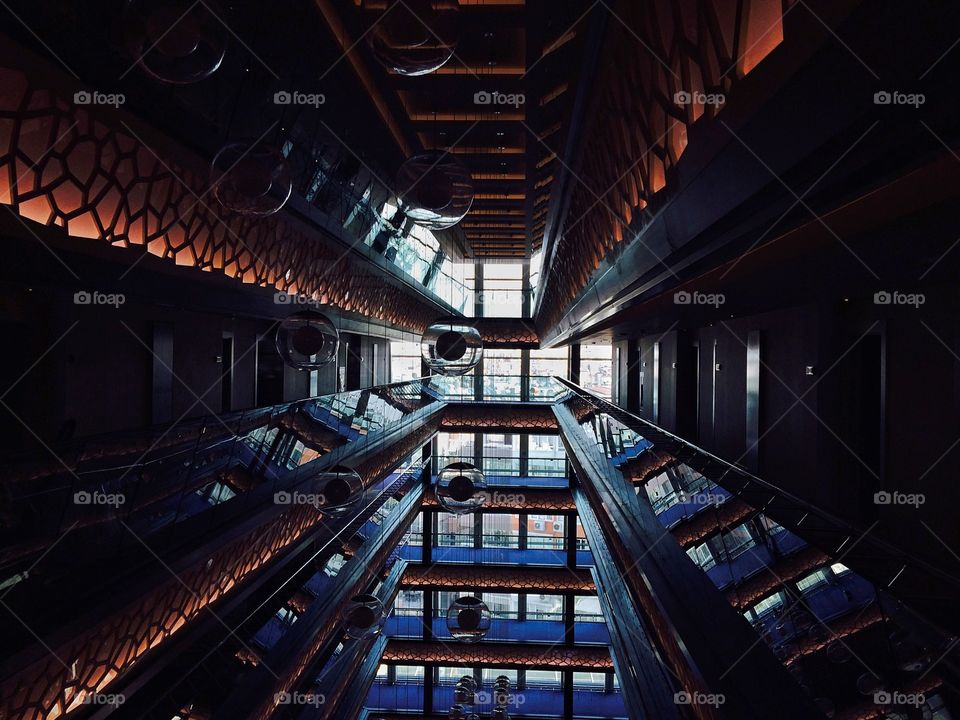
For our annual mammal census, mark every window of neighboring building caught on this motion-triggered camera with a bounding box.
[526,670,563,688]
[574,595,604,622]
[710,523,756,561]
[830,562,850,576]
[751,591,786,619]
[436,512,475,547]
[483,434,520,477]
[645,472,678,513]
[480,592,520,618]
[375,664,389,681]
[576,517,590,551]
[481,668,519,685]
[438,666,473,685]
[530,347,569,394]
[686,542,716,571]
[572,672,607,690]
[483,349,522,400]
[480,263,524,317]
[528,514,565,549]
[580,342,613,400]
[323,553,347,577]
[529,434,566,477]
[395,665,424,682]
[527,593,564,620]
[395,590,423,616]
[758,514,787,535]
[436,433,476,470]
[796,568,831,594]
[483,513,520,548]
[389,341,421,382]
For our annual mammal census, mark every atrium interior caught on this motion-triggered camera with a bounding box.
[0,1,959,719]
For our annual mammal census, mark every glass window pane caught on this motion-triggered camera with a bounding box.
[484,514,520,548]
[574,595,603,622]
[529,434,566,477]
[389,341,420,382]
[526,670,563,687]
[483,434,520,477]
[483,350,522,400]
[395,590,423,616]
[527,514,564,549]
[481,592,519,618]
[573,671,606,689]
[436,513,474,547]
[395,665,424,682]
[437,433,476,469]
[481,668,518,684]
[580,342,613,400]
[526,593,563,620]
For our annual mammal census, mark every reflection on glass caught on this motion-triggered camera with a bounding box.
[581,342,613,400]
[528,514,564,549]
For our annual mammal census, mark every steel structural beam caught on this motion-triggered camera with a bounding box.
[214,481,426,720]
[400,563,594,593]
[573,487,681,720]
[553,401,825,719]
[381,640,612,671]
[303,560,408,720]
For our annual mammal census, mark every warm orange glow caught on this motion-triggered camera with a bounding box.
[739,0,784,75]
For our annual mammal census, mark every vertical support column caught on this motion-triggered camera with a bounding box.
[563,669,574,719]
[521,262,532,318]
[569,343,582,386]
[423,589,434,641]
[565,512,577,568]
[423,510,433,566]
[563,591,575,646]
[474,511,483,551]
[620,339,641,414]
[474,262,484,318]
[519,433,530,477]
[745,330,761,473]
[423,665,434,716]
[151,322,174,424]
[344,333,363,391]
[520,348,531,401]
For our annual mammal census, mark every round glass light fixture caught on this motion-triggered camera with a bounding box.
[368,0,459,76]
[343,594,386,639]
[276,312,339,371]
[395,151,474,230]
[454,681,475,705]
[447,706,467,720]
[314,465,365,513]
[211,141,293,216]
[421,321,482,376]
[437,461,487,515]
[123,0,227,84]
[491,708,511,720]
[446,596,491,643]
[458,676,479,693]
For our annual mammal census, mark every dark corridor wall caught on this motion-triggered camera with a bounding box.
[0,282,391,453]
[613,295,960,607]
